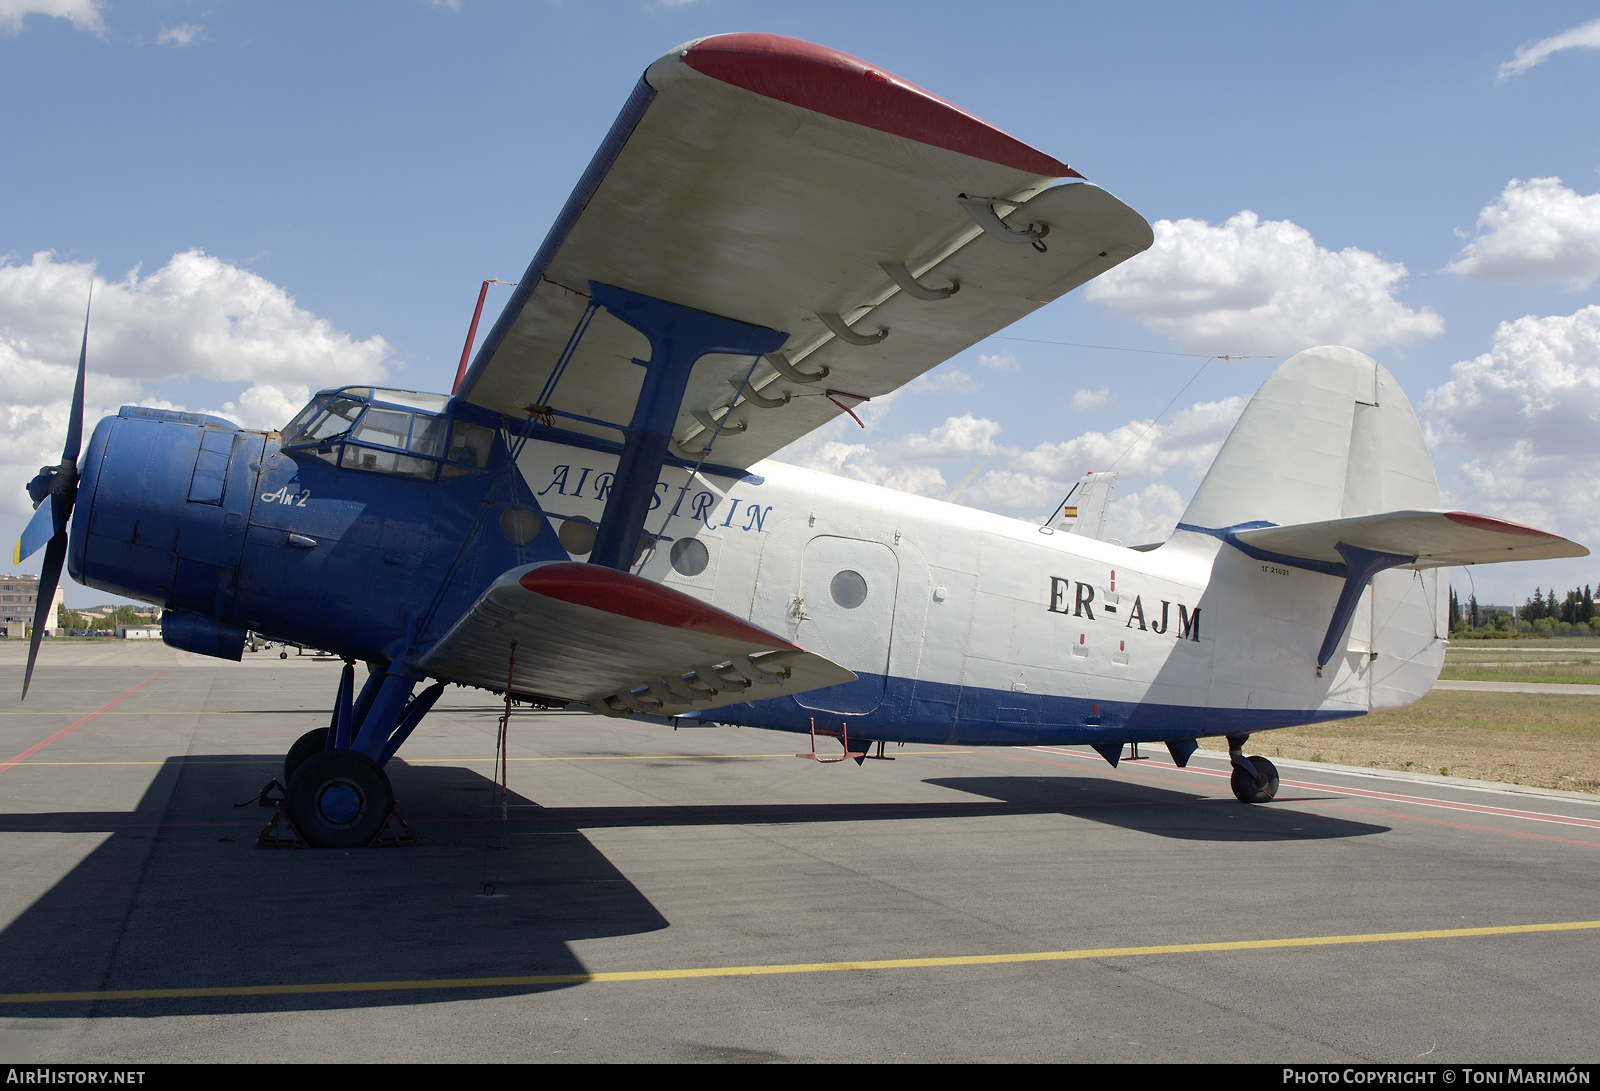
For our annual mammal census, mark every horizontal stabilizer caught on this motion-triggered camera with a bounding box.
[1232,510,1588,569]
[418,562,856,716]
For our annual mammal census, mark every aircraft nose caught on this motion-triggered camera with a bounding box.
[70,408,264,617]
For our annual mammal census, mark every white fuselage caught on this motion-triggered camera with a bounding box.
[518,439,1446,746]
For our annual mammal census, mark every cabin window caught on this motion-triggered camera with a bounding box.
[558,517,597,556]
[830,570,868,609]
[282,388,495,480]
[670,537,709,577]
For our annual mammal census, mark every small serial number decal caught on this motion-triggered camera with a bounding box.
[1260,564,1289,576]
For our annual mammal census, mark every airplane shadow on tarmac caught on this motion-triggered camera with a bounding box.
[0,756,670,1017]
[923,775,1390,842]
[0,756,1387,1017]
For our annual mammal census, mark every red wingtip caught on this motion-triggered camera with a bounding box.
[520,562,798,650]
[683,33,1081,180]
[1443,511,1561,540]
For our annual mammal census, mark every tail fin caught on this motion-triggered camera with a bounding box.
[1055,471,1118,539]
[1179,345,1438,532]
[1180,346,1585,713]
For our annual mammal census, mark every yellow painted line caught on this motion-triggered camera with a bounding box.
[6,751,970,767]
[3,920,1595,1005]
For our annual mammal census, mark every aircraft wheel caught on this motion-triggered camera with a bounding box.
[1230,755,1280,803]
[283,727,330,783]
[286,749,393,848]
[280,650,288,659]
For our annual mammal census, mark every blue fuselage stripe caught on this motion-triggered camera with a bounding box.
[698,673,1363,746]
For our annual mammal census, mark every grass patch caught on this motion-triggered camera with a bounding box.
[1441,645,1600,684]
[1198,691,1600,793]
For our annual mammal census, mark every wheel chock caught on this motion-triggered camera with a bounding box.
[256,802,307,849]
[367,802,418,848]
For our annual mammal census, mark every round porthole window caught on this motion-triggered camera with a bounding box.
[500,507,541,545]
[830,569,868,609]
[670,537,709,576]
[557,517,596,556]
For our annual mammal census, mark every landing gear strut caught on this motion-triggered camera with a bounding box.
[1226,734,1280,803]
[274,660,446,847]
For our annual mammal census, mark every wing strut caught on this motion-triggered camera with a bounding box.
[585,282,786,571]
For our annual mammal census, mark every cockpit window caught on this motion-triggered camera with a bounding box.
[281,387,495,480]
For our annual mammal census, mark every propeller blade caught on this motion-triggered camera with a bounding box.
[14,500,55,565]
[20,279,93,700]
[62,281,91,466]
[21,533,66,701]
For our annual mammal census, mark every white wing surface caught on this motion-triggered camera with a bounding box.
[417,561,856,715]
[1233,510,1589,567]
[456,33,1152,468]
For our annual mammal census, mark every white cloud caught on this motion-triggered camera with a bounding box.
[0,0,102,34]
[1085,211,1443,355]
[1423,304,1600,543]
[979,351,1018,371]
[1446,178,1600,288]
[1102,483,1186,546]
[776,412,1003,499]
[967,397,1245,513]
[1071,387,1111,410]
[157,24,199,46]
[1498,17,1600,80]
[0,249,396,515]
[906,366,979,394]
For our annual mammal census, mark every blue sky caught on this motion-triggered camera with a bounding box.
[3,1,1599,608]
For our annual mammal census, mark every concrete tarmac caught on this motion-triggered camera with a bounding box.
[0,643,1597,1064]
[1432,679,1600,695]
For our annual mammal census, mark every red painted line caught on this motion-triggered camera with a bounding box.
[1306,801,1600,849]
[1168,761,1600,831]
[1027,746,1600,830]
[0,674,162,776]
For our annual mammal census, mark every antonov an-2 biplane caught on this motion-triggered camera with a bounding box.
[17,34,1587,846]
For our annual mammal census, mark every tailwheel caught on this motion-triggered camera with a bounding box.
[286,749,394,847]
[1230,755,1280,803]
[283,727,329,783]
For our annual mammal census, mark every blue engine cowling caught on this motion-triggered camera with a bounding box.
[67,398,560,665]
[68,407,262,660]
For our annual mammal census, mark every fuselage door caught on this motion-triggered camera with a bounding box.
[795,535,899,715]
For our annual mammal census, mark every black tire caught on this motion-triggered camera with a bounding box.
[280,650,288,659]
[283,727,330,784]
[1230,755,1280,803]
[286,749,394,848]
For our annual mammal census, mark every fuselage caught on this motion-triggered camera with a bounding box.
[67,388,1447,749]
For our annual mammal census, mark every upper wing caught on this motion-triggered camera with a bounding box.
[458,33,1152,467]
[417,561,855,715]
[1232,510,1589,568]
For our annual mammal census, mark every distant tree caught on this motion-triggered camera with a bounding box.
[57,606,89,632]
[1449,587,1462,630]
[1584,586,1595,625]
[1469,594,1480,628]
[1522,589,1546,623]
[1560,589,1583,624]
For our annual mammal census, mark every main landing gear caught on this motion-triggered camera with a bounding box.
[274,661,445,847]
[1226,734,1280,803]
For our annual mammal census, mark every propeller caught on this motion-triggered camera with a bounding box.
[15,280,92,700]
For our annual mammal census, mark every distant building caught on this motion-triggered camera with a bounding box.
[0,575,65,638]
[118,625,161,640]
